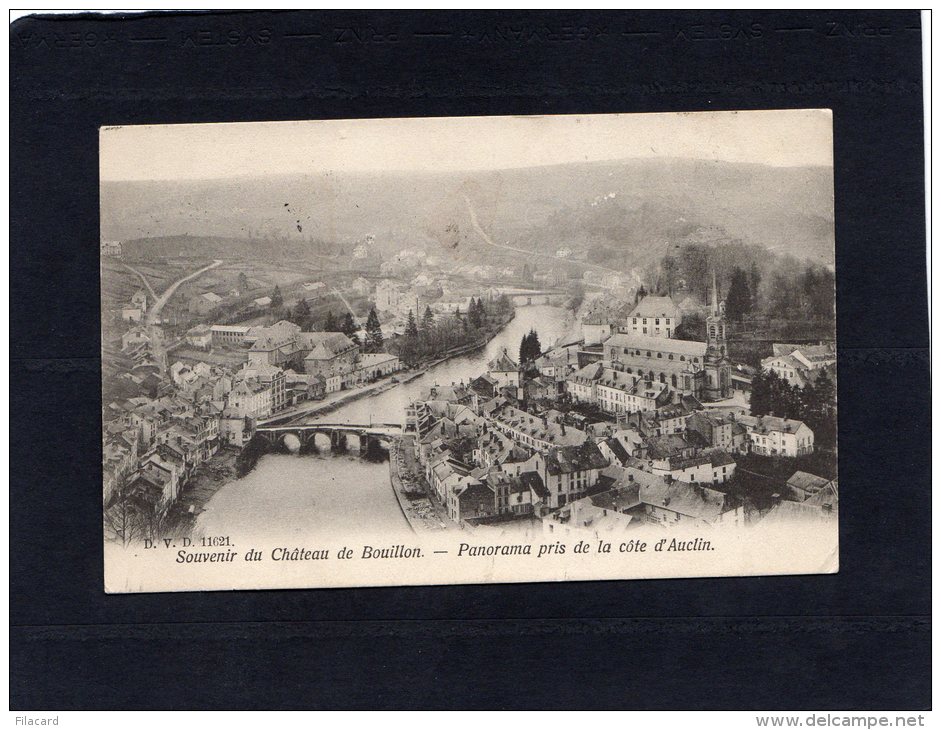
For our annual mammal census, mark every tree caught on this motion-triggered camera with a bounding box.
[519,333,530,365]
[324,310,338,332]
[493,294,511,316]
[103,472,142,547]
[674,312,705,341]
[660,255,680,296]
[528,329,542,360]
[725,267,752,321]
[568,281,585,312]
[748,262,762,311]
[469,298,483,329]
[341,312,360,345]
[405,309,418,337]
[519,328,542,364]
[767,273,794,319]
[237,272,249,292]
[421,305,435,332]
[364,307,383,353]
[749,366,771,417]
[634,285,648,304]
[292,298,311,324]
[271,285,283,308]
[803,266,835,320]
[679,244,711,301]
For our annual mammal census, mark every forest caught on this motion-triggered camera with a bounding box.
[645,241,835,322]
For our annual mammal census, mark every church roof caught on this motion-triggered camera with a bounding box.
[605,333,707,358]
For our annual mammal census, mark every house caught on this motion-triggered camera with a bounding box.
[350,277,373,296]
[565,361,604,404]
[226,379,273,419]
[100,240,123,257]
[253,296,272,308]
[487,350,520,390]
[598,437,631,467]
[533,350,573,381]
[686,411,737,450]
[446,476,495,522]
[522,375,555,403]
[656,397,699,435]
[737,414,814,457]
[486,403,587,454]
[284,370,326,403]
[188,291,223,315]
[220,411,256,446]
[622,296,683,339]
[300,331,359,385]
[122,327,151,351]
[786,471,834,502]
[211,325,251,348]
[246,320,303,367]
[355,353,401,382]
[537,440,610,509]
[375,280,404,311]
[761,492,837,527]
[468,373,499,403]
[131,289,148,313]
[239,363,287,413]
[582,312,615,346]
[640,478,743,527]
[543,484,641,538]
[121,306,143,323]
[135,452,183,513]
[598,370,674,416]
[429,455,470,503]
[762,343,837,389]
[185,324,212,350]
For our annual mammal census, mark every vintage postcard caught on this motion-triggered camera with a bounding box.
[101,111,838,593]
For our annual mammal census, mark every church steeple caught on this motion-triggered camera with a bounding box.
[703,269,731,401]
[711,269,719,316]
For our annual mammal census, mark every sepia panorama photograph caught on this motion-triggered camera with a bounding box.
[101,111,838,593]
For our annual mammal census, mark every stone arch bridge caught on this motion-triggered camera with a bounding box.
[254,421,403,454]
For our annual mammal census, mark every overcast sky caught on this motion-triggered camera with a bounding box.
[100,110,832,181]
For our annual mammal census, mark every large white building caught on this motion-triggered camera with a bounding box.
[736,414,814,457]
[622,296,683,339]
[762,343,836,389]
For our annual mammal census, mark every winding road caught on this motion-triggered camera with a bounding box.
[462,193,627,276]
[131,259,223,326]
[122,263,157,301]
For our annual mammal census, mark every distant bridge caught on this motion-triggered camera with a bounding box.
[493,288,567,306]
[254,421,403,454]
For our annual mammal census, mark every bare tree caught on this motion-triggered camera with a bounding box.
[103,472,145,547]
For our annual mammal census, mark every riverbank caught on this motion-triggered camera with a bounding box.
[388,436,454,533]
[263,309,516,425]
[163,445,241,538]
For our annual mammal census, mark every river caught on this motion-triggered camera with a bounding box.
[195,304,574,540]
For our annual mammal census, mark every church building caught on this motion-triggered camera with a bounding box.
[602,272,731,402]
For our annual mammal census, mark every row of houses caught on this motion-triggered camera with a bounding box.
[405,327,825,529]
[188,320,401,393]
